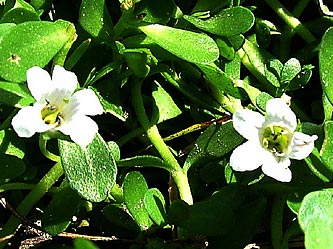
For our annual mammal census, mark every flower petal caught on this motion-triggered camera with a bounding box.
[57,115,99,148]
[289,132,317,160]
[12,105,50,137]
[65,89,104,116]
[265,98,297,131]
[230,141,266,171]
[51,65,77,94]
[233,109,264,141]
[27,66,52,102]
[262,156,292,182]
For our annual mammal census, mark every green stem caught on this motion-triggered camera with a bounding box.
[279,0,311,60]
[271,195,286,249]
[0,183,35,193]
[0,162,64,248]
[39,135,60,162]
[264,0,316,43]
[131,79,193,205]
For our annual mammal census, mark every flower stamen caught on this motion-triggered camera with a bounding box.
[261,125,293,157]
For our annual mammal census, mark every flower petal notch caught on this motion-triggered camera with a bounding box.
[11,65,104,148]
[229,98,317,182]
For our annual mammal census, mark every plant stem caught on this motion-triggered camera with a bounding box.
[131,79,193,205]
[271,194,286,249]
[39,135,60,162]
[0,162,64,248]
[265,0,316,43]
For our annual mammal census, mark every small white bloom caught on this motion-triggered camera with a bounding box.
[12,66,104,148]
[230,98,317,182]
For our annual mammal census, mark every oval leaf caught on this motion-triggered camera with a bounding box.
[319,27,333,105]
[0,20,74,82]
[144,188,167,226]
[59,134,117,202]
[183,6,254,37]
[298,189,333,249]
[138,24,219,64]
[123,171,153,230]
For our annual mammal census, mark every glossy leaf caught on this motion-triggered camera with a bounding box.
[281,58,301,85]
[239,39,279,92]
[123,171,153,230]
[0,129,25,159]
[184,121,244,172]
[0,7,40,24]
[183,6,254,37]
[319,27,333,104]
[79,0,113,40]
[0,81,34,108]
[197,63,244,98]
[0,20,74,82]
[152,81,182,123]
[138,24,219,64]
[59,134,117,202]
[298,189,333,249]
[144,188,166,226]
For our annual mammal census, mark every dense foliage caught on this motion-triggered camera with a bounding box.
[1,0,333,248]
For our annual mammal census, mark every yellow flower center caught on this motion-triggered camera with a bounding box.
[41,99,67,126]
[260,125,293,157]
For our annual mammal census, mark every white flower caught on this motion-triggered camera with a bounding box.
[11,65,104,148]
[229,98,317,182]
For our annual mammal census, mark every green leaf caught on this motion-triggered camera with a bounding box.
[59,134,117,202]
[117,155,172,171]
[138,24,219,64]
[152,81,182,123]
[287,65,313,91]
[102,204,140,234]
[89,86,127,122]
[123,171,153,230]
[0,129,25,159]
[0,20,74,82]
[107,141,120,161]
[0,23,16,42]
[215,37,235,60]
[0,81,34,108]
[0,7,40,24]
[0,153,25,180]
[183,6,254,37]
[184,121,244,172]
[133,0,175,24]
[281,58,301,85]
[298,189,333,249]
[320,121,333,174]
[124,48,151,78]
[239,39,280,92]
[197,63,244,98]
[320,27,333,105]
[144,188,167,226]
[74,238,99,249]
[79,0,113,40]
[42,181,81,235]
